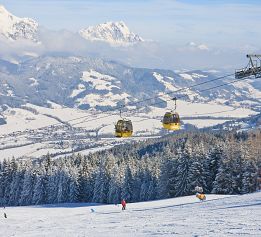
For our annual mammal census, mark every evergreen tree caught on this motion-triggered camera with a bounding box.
[78,155,95,202]
[204,145,223,193]
[8,164,25,206]
[121,165,134,202]
[68,166,79,203]
[19,163,35,206]
[212,152,234,194]
[32,173,45,205]
[92,162,108,203]
[242,159,258,194]
[108,164,122,204]
[173,142,192,197]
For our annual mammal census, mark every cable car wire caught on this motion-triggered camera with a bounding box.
[70,75,256,127]
[14,72,256,136]
[26,72,235,132]
[20,74,259,156]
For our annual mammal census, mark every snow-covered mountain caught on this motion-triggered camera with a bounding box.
[0,5,38,42]
[79,21,144,45]
[0,56,260,113]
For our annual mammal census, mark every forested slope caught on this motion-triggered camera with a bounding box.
[0,130,260,206]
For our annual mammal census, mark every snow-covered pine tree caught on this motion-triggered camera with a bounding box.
[187,142,208,193]
[8,162,24,206]
[46,166,59,204]
[0,159,10,206]
[121,165,134,202]
[242,158,258,194]
[77,155,89,202]
[157,144,177,199]
[2,159,14,206]
[56,168,70,203]
[212,149,234,194]
[68,166,79,203]
[172,141,192,197]
[108,163,122,204]
[19,161,35,206]
[92,153,116,203]
[204,145,223,193]
[32,170,46,205]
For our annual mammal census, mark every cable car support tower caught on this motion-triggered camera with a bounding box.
[235,54,261,79]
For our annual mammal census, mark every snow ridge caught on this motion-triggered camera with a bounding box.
[0,5,38,41]
[79,21,144,45]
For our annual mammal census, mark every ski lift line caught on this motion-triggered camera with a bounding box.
[21,72,235,133]
[71,75,255,126]
[69,73,235,126]
[70,75,257,127]
[21,75,259,157]
[116,76,252,118]
[145,75,256,110]
[116,73,235,110]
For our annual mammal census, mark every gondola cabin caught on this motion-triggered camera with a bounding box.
[162,112,181,131]
[115,119,133,137]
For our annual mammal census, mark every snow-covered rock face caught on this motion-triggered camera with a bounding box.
[0,5,38,42]
[79,21,144,46]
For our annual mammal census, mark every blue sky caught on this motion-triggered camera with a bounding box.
[1,0,260,49]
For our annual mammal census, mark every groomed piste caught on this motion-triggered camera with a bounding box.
[1,192,260,237]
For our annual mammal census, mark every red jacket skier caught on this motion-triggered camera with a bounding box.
[121,199,126,210]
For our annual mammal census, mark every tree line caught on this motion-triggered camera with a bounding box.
[0,130,260,206]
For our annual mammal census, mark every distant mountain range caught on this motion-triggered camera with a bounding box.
[0,5,144,46]
[0,55,260,114]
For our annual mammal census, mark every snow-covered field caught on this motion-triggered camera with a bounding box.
[0,100,255,136]
[1,192,260,237]
[0,100,257,161]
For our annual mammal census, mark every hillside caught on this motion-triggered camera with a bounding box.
[1,192,260,237]
[0,56,260,112]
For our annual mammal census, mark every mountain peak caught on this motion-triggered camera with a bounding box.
[79,21,144,45]
[0,5,38,42]
[0,5,8,13]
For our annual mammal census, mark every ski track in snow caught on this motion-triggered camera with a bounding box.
[1,193,261,237]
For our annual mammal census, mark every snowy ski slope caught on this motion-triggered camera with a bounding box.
[1,192,260,237]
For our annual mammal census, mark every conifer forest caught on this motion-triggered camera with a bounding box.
[0,130,260,207]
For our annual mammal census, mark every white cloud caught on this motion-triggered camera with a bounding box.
[0,24,259,71]
[188,42,209,51]
[197,44,209,51]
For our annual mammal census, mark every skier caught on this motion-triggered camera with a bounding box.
[3,207,7,218]
[121,199,126,210]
